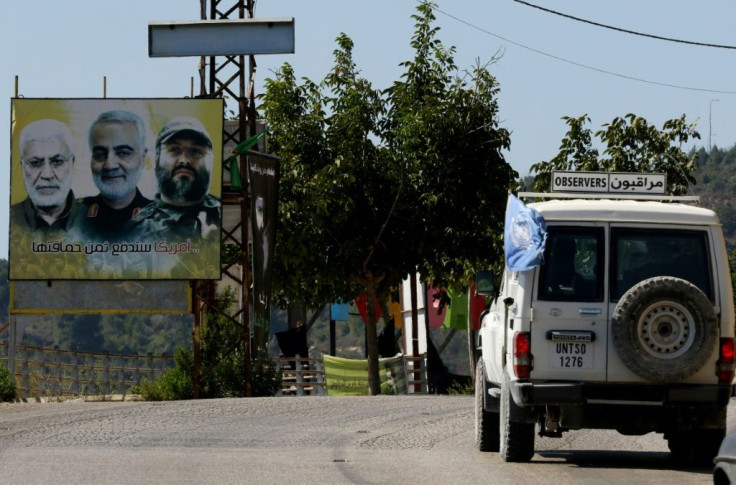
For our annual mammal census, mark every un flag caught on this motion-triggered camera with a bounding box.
[504,193,547,271]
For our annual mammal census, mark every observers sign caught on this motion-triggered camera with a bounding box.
[551,171,666,195]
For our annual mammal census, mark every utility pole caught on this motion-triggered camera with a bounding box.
[199,0,256,398]
[710,98,719,152]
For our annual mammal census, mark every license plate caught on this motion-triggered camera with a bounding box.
[548,341,593,369]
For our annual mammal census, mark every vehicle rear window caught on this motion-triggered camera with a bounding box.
[611,229,713,301]
[538,227,604,302]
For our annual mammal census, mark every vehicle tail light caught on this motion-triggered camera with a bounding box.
[513,332,532,378]
[718,338,735,384]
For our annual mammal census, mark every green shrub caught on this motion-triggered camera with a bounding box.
[247,350,283,397]
[0,364,16,402]
[131,287,282,400]
[447,379,474,395]
[133,347,281,400]
[131,347,194,401]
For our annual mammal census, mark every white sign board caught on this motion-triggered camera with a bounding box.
[551,171,666,194]
[149,18,295,57]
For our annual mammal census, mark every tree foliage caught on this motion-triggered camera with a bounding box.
[529,113,700,195]
[383,3,515,288]
[261,2,516,393]
[135,288,281,400]
[0,363,15,402]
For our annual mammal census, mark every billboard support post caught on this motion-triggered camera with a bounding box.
[192,282,201,398]
[8,317,16,383]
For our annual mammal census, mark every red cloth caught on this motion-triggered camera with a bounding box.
[426,286,447,328]
[469,283,487,331]
[355,293,382,324]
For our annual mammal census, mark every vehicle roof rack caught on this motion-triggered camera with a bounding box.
[517,192,700,203]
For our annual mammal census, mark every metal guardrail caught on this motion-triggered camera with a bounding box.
[0,345,428,399]
[0,343,175,399]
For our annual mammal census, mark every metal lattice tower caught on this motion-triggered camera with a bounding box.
[193,0,258,397]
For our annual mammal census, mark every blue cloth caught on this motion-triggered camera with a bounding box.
[330,303,350,322]
[504,193,547,271]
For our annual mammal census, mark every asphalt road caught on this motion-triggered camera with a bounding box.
[0,395,726,484]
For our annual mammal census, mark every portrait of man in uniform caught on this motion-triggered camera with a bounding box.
[132,116,221,243]
[82,110,152,241]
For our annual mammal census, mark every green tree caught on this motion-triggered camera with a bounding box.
[529,113,700,195]
[263,34,391,393]
[261,2,515,394]
[65,314,104,352]
[383,3,514,287]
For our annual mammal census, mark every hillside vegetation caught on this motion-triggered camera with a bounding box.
[691,145,736,245]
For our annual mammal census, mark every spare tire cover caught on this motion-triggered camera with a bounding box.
[612,276,718,382]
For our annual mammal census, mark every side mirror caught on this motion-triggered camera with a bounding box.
[475,270,495,296]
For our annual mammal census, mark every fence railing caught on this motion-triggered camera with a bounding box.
[0,342,175,399]
[0,343,428,399]
[275,357,326,396]
[275,354,428,396]
[404,354,427,394]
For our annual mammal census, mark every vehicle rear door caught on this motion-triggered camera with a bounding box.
[530,225,608,381]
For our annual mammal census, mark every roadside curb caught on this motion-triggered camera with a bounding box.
[12,394,145,403]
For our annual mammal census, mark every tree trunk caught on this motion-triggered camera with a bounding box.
[365,284,382,395]
[366,319,381,395]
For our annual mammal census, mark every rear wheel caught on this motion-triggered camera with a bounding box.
[475,359,499,452]
[500,376,535,462]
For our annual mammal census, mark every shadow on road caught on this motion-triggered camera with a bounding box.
[536,449,712,475]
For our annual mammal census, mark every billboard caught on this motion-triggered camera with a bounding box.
[9,98,224,280]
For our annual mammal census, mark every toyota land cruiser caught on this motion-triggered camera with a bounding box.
[475,188,735,464]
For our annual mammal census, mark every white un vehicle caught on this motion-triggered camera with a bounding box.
[475,172,736,464]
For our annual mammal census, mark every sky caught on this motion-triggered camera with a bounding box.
[2,1,736,260]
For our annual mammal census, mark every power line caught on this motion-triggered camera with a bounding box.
[431,5,736,94]
[514,0,736,50]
